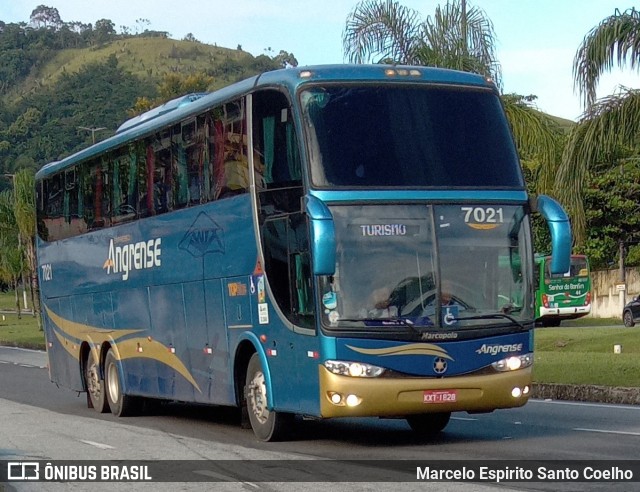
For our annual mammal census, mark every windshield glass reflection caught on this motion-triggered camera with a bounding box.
[319,204,532,331]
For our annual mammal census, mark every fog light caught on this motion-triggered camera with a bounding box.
[511,387,522,398]
[329,392,342,405]
[523,385,530,395]
[345,394,361,407]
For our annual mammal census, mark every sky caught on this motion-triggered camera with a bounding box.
[2,0,640,121]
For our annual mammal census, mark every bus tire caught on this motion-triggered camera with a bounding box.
[406,412,451,436]
[85,349,109,413]
[244,353,292,441]
[104,350,140,417]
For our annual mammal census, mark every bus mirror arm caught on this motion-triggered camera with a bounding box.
[305,196,336,276]
[533,194,572,274]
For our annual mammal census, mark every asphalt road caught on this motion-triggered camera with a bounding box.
[1,346,639,491]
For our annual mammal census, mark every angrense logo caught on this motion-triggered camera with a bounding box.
[475,343,523,355]
[103,238,161,281]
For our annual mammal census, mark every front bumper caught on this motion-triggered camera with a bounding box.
[319,365,532,418]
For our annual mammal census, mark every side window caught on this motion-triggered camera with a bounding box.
[36,181,48,240]
[40,173,63,241]
[111,145,139,224]
[254,90,303,217]
[184,118,205,204]
[261,212,314,328]
[172,123,189,209]
[157,139,174,214]
[63,167,87,237]
[215,99,248,199]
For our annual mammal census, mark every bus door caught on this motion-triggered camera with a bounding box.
[250,89,319,413]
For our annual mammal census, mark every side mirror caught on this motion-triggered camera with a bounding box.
[533,195,571,274]
[305,196,336,276]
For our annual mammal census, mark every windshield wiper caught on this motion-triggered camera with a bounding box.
[451,313,528,330]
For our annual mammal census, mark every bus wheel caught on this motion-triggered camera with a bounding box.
[104,350,140,417]
[406,412,451,436]
[85,350,109,413]
[244,353,291,441]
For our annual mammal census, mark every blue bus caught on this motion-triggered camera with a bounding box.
[35,65,571,441]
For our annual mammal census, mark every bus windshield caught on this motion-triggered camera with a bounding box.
[301,84,524,189]
[546,256,589,279]
[319,204,532,330]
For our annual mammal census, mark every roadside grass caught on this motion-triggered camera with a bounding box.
[533,325,640,387]
[1,291,638,387]
[0,290,25,311]
[533,352,640,386]
[560,317,621,327]
[0,311,45,350]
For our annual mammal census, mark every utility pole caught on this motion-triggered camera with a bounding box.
[77,126,107,144]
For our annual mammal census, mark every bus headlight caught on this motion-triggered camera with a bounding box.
[324,360,386,377]
[491,353,533,372]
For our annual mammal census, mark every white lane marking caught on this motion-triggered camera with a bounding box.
[194,470,259,488]
[2,346,46,354]
[530,399,640,411]
[79,440,116,450]
[574,428,640,437]
[451,416,477,421]
[0,360,46,369]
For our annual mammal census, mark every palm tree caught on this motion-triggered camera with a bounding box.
[343,0,562,195]
[344,0,502,87]
[12,169,41,328]
[0,190,26,318]
[556,8,640,245]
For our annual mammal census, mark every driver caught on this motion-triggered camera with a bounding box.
[362,287,398,318]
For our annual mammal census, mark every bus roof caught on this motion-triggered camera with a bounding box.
[36,64,494,180]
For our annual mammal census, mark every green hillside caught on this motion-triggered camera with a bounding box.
[9,37,273,103]
[0,23,289,178]
[547,113,575,132]
[35,38,253,92]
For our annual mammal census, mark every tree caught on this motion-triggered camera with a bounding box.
[94,19,116,45]
[580,159,640,269]
[13,169,40,326]
[555,8,640,246]
[344,0,501,88]
[343,0,561,195]
[29,5,62,30]
[0,190,26,318]
[273,50,298,68]
[157,72,213,100]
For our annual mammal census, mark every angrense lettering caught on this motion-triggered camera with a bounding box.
[104,238,161,281]
[475,343,523,355]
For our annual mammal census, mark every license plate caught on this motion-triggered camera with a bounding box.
[423,390,457,403]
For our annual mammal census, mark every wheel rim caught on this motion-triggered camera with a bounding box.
[625,312,632,325]
[247,370,269,424]
[106,362,120,404]
[86,360,101,401]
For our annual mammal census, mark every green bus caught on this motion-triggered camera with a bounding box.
[535,254,591,327]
